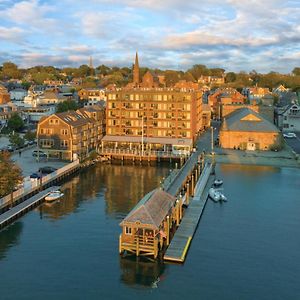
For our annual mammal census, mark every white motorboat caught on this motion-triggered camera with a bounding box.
[209,188,221,202]
[220,193,227,201]
[45,190,64,202]
[213,179,223,187]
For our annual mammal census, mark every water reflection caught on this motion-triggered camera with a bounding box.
[39,163,170,220]
[0,222,23,260]
[219,163,279,175]
[120,257,166,289]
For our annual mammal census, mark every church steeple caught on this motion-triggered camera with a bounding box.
[133,51,140,86]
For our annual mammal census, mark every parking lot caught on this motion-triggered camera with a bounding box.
[284,132,300,154]
[11,146,67,177]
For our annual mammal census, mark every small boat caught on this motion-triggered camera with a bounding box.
[213,179,223,187]
[45,190,64,202]
[220,193,227,201]
[209,188,221,202]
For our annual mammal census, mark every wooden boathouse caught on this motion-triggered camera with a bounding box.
[119,189,183,258]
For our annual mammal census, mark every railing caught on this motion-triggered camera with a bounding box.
[100,148,188,158]
[0,160,80,209]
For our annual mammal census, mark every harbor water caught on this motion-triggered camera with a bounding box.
[0,163,300,299]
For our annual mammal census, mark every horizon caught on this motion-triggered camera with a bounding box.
[0,0,300,73]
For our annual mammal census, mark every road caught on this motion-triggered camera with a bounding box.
[284,132,300,154]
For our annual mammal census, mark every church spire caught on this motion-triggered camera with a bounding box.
[133,51,140,86]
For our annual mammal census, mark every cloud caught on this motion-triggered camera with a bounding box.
[0,26,25,43]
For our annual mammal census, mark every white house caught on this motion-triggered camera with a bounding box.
[9,88,28,101]
[276,103,300,132]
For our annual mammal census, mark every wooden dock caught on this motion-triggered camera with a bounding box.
[0,186,59,230]
[164,164,213,263]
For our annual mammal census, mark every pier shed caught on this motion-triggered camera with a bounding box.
[119,189,182,258]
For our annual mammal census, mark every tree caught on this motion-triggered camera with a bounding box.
[1,61,21,79]
[225,72,237,83]
[9,132,24,148]
[164,70,180,87]
[7,113,24,132]
[0,152,23,199]
[187,64,210,79]
[292,67,300,76]
[24,130,36,142]
[56,100,78,113]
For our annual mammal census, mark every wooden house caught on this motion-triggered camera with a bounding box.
[119,189,182,258]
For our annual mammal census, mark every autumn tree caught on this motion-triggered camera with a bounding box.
[0,152,23,200]
[0,61,21,79]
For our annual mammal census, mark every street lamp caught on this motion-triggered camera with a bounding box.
[141,116,144,156]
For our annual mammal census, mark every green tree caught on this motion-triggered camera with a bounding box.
[9,132,24,148]
[7,113,24,132]
[24,130,36,142]
[0,152,23,199]
[292,67,300,76]
[56,100,78,113]
[225,72,237,83]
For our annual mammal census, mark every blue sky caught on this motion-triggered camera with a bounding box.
[0,0,299,73]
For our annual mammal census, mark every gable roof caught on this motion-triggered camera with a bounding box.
[120,189,176,230]
[223,108,279,133]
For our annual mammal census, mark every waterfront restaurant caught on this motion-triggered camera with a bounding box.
[119,189,182,258]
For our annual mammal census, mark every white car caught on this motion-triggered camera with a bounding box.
[283,132,297,138]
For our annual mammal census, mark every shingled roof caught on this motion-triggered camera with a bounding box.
[120,189,176,230]
[223,108,279,133]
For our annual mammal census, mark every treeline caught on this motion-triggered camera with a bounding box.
[1,61,300,90]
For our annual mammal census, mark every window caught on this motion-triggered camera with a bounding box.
[60,140,69,147]
[49,119,59,125]
[61,129,68,135]
[125,226,132,235]
[40,139,54,147]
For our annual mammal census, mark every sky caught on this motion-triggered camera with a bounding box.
[0,0,300,73]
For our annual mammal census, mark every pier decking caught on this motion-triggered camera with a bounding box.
[164,164,213,262]
[0,186,59,230]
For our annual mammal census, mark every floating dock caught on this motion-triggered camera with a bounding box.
[164,164,213,263]
[0,186,59,230]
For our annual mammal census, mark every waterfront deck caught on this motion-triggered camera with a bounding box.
[0,186,59,230]
[164,164,213,262]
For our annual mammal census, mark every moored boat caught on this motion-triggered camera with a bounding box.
[213,179,223,187]
[45,190,64,202]
[209,188,221,202]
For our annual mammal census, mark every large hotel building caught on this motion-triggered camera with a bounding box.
[102,53,210,155]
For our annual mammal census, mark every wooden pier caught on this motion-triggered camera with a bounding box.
[119,143,213,260]
[164,164,213,262]
[0,186,59,230]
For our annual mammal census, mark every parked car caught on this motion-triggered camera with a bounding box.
[7,145,16,152]
[283,132,297,138]
[30,172,42,179]
[38,166,57,174]
[32,150,47,157]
